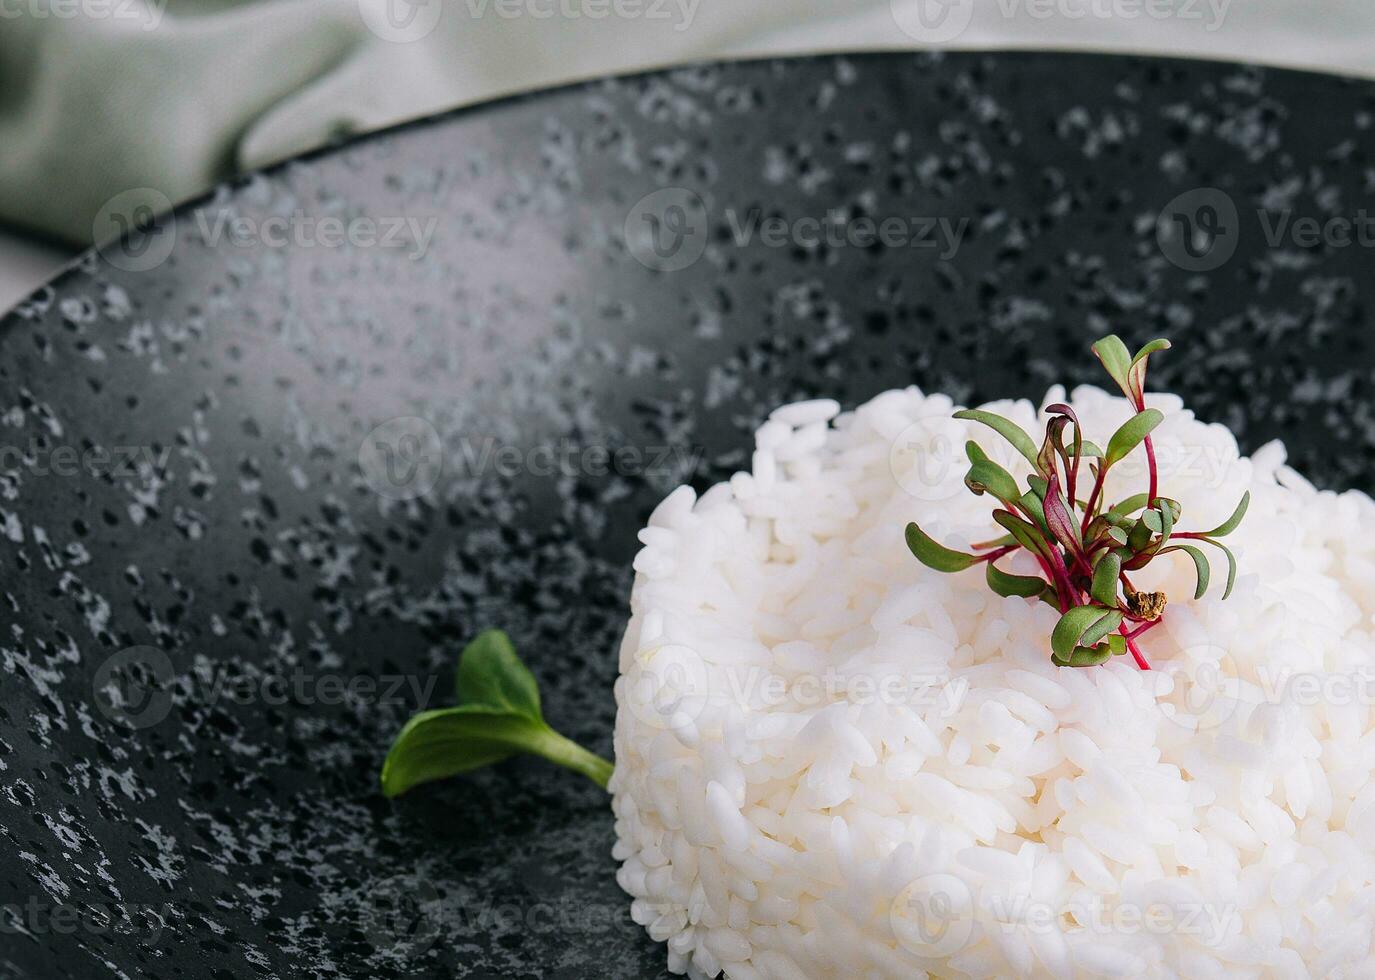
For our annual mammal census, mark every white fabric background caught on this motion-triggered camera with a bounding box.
[3,0,1373,309]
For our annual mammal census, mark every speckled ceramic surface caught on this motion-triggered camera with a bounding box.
[1,52,1373,979]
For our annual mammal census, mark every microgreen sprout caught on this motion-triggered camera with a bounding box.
[905,335,1249,670]
[380,630,613,796]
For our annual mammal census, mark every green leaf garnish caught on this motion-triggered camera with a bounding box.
[455,629,541,716]
[1052,642,1117,668]
[952,409,1040,469]
[965,459,1022,506]
[1127,339,1172,401]
[993,510,1056,563]
[901,335,1246,670]
[1162,544,1211,600]
[986,562,1047,598]
[1105,409,1164,466]
[1193,538,1239,600]
[1108,493,1151,517]
[1090,552,1122,606]
[905,522,978,572]
[1080,608,1124,649]
[381,630,613,797]
[1131,338,1173,365]
[1091,335,1133,396]
[1200,491,1251,538]
[1053,606,1119,660]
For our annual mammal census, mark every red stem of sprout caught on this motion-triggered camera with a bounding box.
[1081,465,1109,536]
[1120,624,1152,670]
[1126,619,1160,641]
[1145,435,1159,504]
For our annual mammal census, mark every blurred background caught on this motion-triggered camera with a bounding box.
[3,0,1374,311]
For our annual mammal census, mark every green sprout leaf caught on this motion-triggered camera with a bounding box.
[905,522,978,572]
[986,562,1047,599]
[1132,338,1173,365]
[1042,473,1084,557]
[381,630,613,797]
[1091,335,1133,396]
[1105,409,1165,466]
[1053,643,1115,668]
[953,409,1040,469]
[1090,551,1122,606]
[1199,491,1251,538]
[1161,544,1211,600]
[899,334,1242,670]
[1194,538,1239,600]
[1108,493,1151,517]
[1219,542,1238,599]
[1052,605,1122,661]
[965,459,1022,507]
[1080,608,1125,648]
[993,510,1056,564]
[1020,489,1049,534]
[1128,517,1153,553]
[1141,498,1174,545]
[455,629,541,716]
[1126,338,1172,402]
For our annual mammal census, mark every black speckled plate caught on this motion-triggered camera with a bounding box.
[2,52,1373,980]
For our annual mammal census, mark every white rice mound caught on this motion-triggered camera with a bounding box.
[610,383,1375,979]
